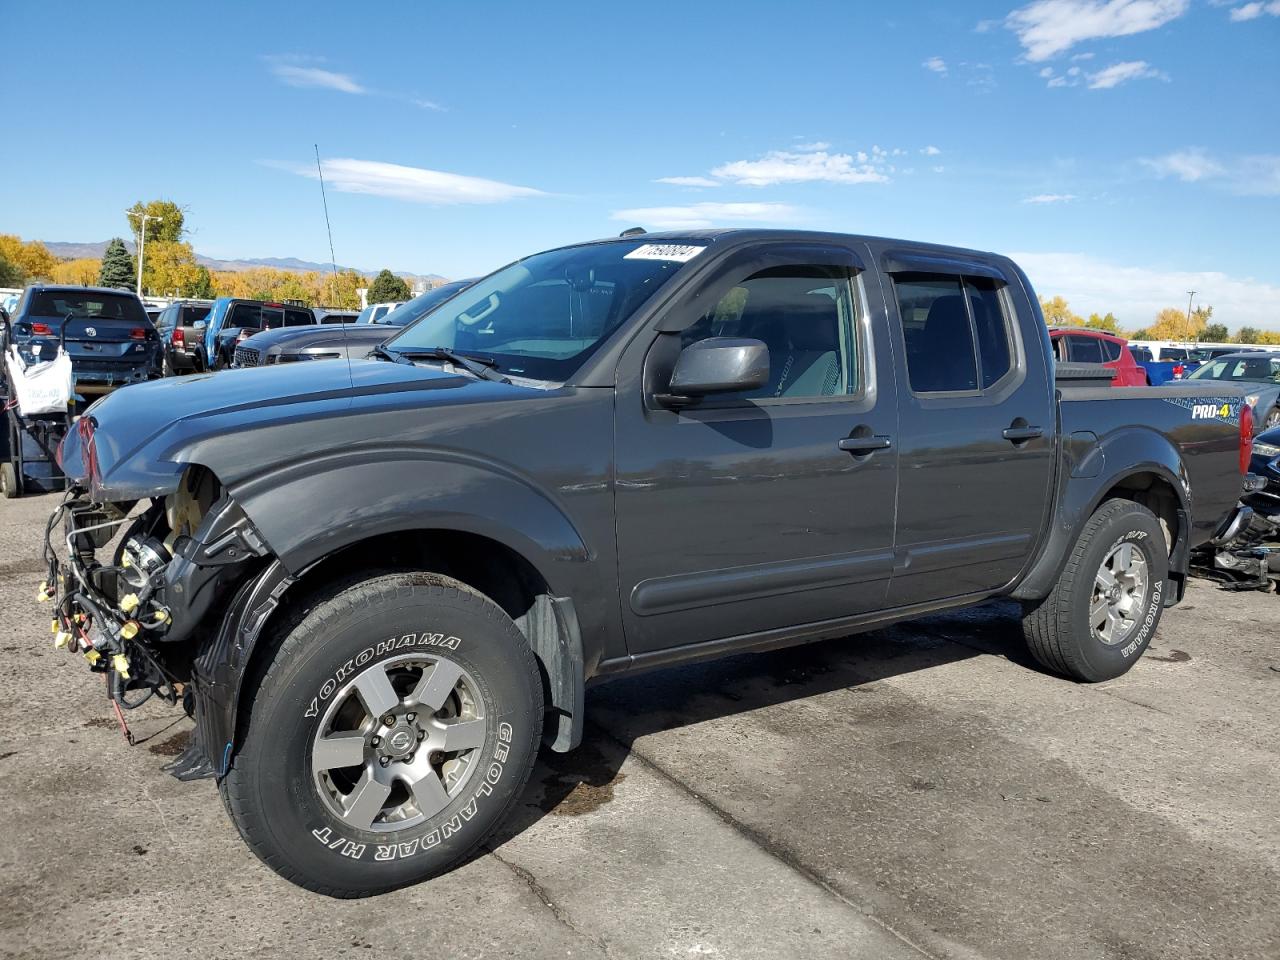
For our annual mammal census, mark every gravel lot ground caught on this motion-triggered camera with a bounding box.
[1,490,1278,960]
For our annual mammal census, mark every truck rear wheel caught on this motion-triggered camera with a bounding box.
[220,572,543,897]
[1021,498,1168,682]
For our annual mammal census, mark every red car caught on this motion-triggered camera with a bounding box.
[1048,327,1147,386]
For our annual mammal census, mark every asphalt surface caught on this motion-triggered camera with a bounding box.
[1,490,1278,960]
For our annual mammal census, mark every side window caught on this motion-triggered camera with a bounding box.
[893,274,976,393]
[228,303,263,328]
[680,265,858,400]
[285,309,312,327]
[1100,338,1122,362]
[966,277,1012,388]
[1067,335,1103,363]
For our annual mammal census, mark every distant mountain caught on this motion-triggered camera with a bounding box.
[41,240,446,284]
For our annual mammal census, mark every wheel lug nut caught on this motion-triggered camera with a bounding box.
[405,712,416,723]
[405,752,415,763]
[417,729,426,740]
[379,756,391,767]
[382,714,395,726]
[370,736,381,747]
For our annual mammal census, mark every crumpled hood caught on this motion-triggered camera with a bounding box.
[60,358,512,498]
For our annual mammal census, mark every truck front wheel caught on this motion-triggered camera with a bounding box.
[1021,498,1168,682]
[220,572,543,897]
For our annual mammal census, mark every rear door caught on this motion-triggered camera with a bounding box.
[875,247,1055,607]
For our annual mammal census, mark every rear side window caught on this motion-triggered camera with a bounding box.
[1099,338,1122,362]
[285,309,312,327]
[1067,335,1103,363]
[182,306,210,326]
[228,303,263,328]
[892,272,1014,393]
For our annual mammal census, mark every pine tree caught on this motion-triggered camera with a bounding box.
[366,269,411,304]
[99,238,135,289]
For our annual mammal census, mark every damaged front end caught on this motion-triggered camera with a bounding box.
[42,463,280,780]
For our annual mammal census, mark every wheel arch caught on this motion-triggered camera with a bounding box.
[1013,458,1190,604]
[195,526,587,781]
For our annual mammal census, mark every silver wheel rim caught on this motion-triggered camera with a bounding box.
[1090,541,1150,646]
[311,653,487,833]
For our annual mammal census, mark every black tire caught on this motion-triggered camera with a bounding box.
[162,352,177,378]
[1022,498,1169,682]
[221,572,543,897]
[0,461,17,499]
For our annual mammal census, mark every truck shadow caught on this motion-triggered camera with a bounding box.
[491,597,1034,841]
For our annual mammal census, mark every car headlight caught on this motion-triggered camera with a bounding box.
[1253,442,1280,458]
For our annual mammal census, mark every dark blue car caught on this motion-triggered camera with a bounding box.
[5,284,160,394]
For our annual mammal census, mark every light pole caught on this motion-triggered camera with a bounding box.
[1184,290,1196,344]
[129,211,161,297]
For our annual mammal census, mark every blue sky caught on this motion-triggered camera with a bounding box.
[1,0,1277,327]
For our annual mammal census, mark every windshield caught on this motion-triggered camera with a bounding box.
[385,240,700,379]
[1189,356,1280,383]
[376,280,473,327]
[27,290,148,324]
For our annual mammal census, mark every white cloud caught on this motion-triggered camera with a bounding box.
[711,150,890,187]
[609,202,803,230]
[923,56,949,75]
[1229,1,1280,19]
[921,145,942,156]
[1006,0,1188,61]
[654,176,721,188]
[1141,147,1227,182]
[1086,59,1167,88]
[412,98,446,112]
[270,64,365,94]
[1070,51,1097,60]
[1013,251,1280,329]
[1023,193,1078,203]
[284,158,545,204]
[793,140,831,152]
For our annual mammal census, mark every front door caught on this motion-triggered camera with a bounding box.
[877,251,1055,607]
[613,242,900,655]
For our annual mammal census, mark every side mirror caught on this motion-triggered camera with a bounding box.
[658,337,769,407]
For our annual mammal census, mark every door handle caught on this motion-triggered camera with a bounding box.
[838,435,892,454]
[1002,425,1044,442]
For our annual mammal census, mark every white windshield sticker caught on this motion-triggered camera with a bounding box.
[623,243,706,263]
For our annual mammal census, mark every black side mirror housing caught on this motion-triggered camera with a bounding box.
[658,337,769,408]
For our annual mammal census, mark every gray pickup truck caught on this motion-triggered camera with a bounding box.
[46,230,1250,897]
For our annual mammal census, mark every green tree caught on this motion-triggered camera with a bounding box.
[126,199,187,247]
[98,237,135,289]
[0,253,23,286]
[1084,312,1120,333]
[1200,322,1229,343]
[366,269,411,304]
[1129,327,1153,341]
[189,265,216,299]
[1236,326,1260,344]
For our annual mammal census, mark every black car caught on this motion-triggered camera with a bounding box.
[6,284,160,393]
[49,230,1249,896]
[313,308,360,324]
[232,279,474,368]
[211,301,316,369]
[1247,425,1280,508]
[153,300,213,375]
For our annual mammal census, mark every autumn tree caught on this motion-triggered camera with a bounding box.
[1236,326,1260,344]
[367,269,411,304]
[126,199,187,246]
[50,258,102,286]
[1148,307,1204,341]
[0,234,57,280]
[1256,331,1280,346]
[142,240,202,296]
[319,269,365,309]
[99,238,135,289]
[1084,312,1120,333]
[189,266,216,299]
[1039,295,1083,326]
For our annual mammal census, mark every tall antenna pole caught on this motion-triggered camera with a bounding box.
[315,144,338,276]
[1185,290,1196,344]
[315,144,353,384]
